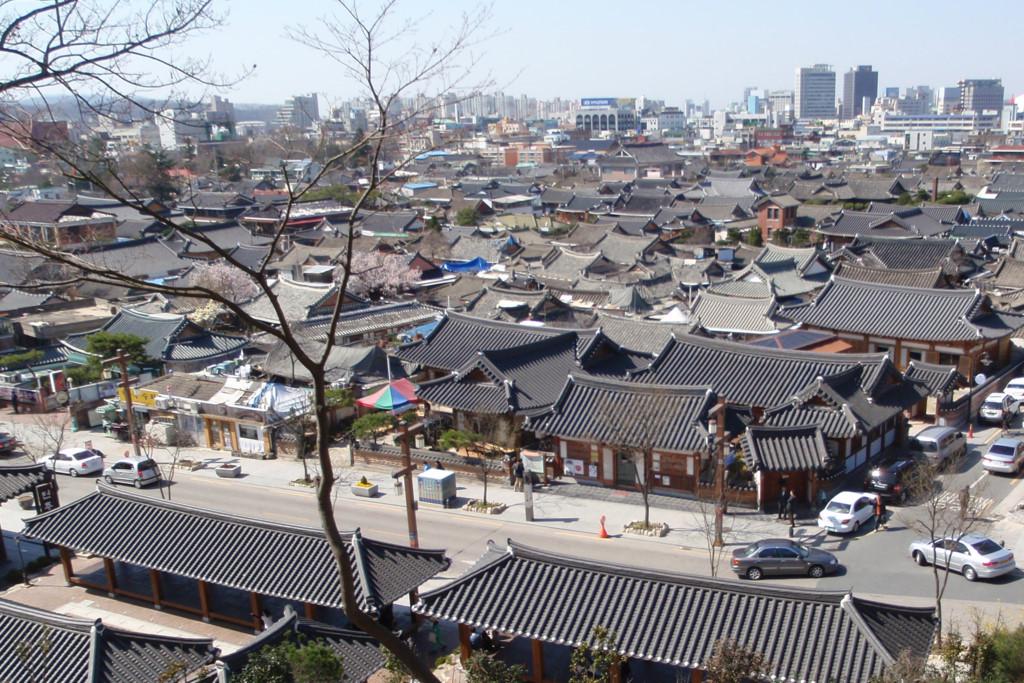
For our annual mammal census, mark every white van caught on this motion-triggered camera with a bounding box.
[910,426,967,468]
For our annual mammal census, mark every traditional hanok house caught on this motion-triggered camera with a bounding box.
[120,372,308,456]
[294,301,442,347]
[179,191,255,222]
[24,485,449,633]
[0,598,218,682]
[579,231,675,266]
[415,332,587,448]
[686,290,784,339]
[832,262,947,289]
[528,373,714,493]
[709,244,831,304]
[816,208,955,246]
[779,277,1024,373]
[63,308,248,374]
[0,199,118,247]
[902,360,967,423]
[462,287,592,327]
[239,278,365,327]
[239,200,353,237]
[598,143,686,181]
[415,540,937,683]
[831,235,979,284]
[755,362,924,506]
[552,193,615,224]
[536,247,621,282]
[743,425,835,512]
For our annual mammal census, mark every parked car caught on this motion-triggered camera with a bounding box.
[909,426,967,468]
[817,491,878,534]
[0,431,18,454]
[730,539,840,580]
[1004,377,1024,403]
[979,392,1020,424]
[102,456,162,488]
[982,437,1024,475]
[909,532,1016,581]
[865,458,919,504]
[41,447,104,477]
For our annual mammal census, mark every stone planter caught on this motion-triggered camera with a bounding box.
[351,483,379,498]
[215,464,241,478]
[177,459,204,472]
[464,499,506,515]
[17,493,34,510]
[623,521,669,537]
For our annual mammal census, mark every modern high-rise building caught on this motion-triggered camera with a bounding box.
[884,87,900,99]
[766,90,795,125]
[795,64,836,120]
[842,65,878,119]
[958,79,1004,113]
[936,87,961,114]
[276,94,320,129]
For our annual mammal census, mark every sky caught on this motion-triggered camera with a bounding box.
[204,0,1024,109]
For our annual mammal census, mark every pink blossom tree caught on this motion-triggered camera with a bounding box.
[344,251,419,300]
[189,261,259,304]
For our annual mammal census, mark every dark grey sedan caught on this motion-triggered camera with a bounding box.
[730,539,840,580]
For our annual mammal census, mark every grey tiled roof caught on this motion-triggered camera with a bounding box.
[213,608,383,683]
[781,278,1024,341]
[691,291,780,335]
[415,541,936,683]
[24,485,449,614]
[743,425,831,472]
[832,262,944,288]
[529,373,713,453]
[591,312,693,354]
[395,312,596,372]
[839,236,961,270]
[904,361,964,396]
[0,464,47,504]
[989,257,1024,290]
[298,302,441,341]
[632,333,892,408]
[239,278,340,323]
[0,598,216,683]
[0,290,58,313]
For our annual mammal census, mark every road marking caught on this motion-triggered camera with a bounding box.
[970,472,989,489]
[934,491,993,517]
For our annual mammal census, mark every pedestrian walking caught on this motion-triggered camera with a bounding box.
[874,495,887,532]
[513,460,525,492]
[786,490,797,527]
[428,618,444,654]
[1002,409,1011,432]
[777,488,789,520]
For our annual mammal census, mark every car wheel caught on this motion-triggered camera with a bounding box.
[963,566,977,582]
[103,475,113,485]
[69,468,78,477]
[746,567,763,581]
[808,565,825,579]
[913,550,928,566]
[133,479,143,489]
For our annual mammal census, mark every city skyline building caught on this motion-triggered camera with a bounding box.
[795,64,836,120]
[842,65,878,119]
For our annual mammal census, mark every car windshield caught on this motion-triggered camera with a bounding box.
[915,439,937,453]
[826,501,851,513]
[983,399,1002,408]
[989,445,1016,457]
[971,539,1002,555]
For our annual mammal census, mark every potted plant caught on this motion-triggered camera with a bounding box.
[351,475,379,498]
[216,462,242,478]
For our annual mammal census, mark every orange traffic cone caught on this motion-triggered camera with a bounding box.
[968,422,974,438]
[598,514,609,539]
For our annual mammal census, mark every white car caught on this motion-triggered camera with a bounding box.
[979,392,1020,424]
[1004,378,1024,404]
[817,491,878,534]
[42,447,104,477]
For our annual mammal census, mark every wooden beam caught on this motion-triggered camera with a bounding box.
[457,623,472,664]
[149,569,162,609]
[58,547,73,586]
[304,602,316,620]
[531,638,545,683]
[102,558,117,596]
[690,668,705,683]
[197,579,211,622]
[250,592,262,633]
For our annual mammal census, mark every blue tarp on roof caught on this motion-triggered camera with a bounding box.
[398,319,441,343]
[441,257,492,273]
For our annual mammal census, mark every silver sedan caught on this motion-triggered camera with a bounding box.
[909,533,1016,581]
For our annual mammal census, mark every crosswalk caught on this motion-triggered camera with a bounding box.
[933,491,994,518]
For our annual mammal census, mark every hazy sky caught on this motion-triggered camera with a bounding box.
[206,0,1024,108]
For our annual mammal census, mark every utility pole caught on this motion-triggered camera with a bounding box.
[391,421,421,549]
[103,349,141,458]
[708,397,728,548]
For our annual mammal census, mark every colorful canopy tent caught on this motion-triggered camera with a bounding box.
[441,257,492,273]
[356,378,419,412]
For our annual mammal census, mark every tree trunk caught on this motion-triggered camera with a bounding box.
[311,378,439,683]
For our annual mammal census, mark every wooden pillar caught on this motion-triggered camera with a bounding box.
[610,662,622,683]
[102,558,117,596]
[531,638,545,683]
[58,547,73,586]
[197,579,211,622]
[690,669,705,683]
[304,602,316,620]
[149,569,162,609]
[249,592,262,633]
[457,623,472,664]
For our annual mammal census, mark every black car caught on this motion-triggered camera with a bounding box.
[730,539,840,580]
[865,458,918,504]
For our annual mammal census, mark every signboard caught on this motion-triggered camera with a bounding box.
[581,97,636,108]
[33,480,59,513]
[520,450,546,475]
[564,458,585,476]
[118,386,159,408]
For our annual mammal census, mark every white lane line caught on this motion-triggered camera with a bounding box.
[970,472,989,489]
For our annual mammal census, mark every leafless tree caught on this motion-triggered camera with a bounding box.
[22,413,70,463]
[694,492,751,578]
[905,454,986,644]
[0,2,490,679]
[703,637,770,683]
